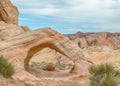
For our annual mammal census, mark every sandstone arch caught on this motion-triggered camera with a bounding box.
[0,0,92,85]
[0,28,91,81]
[24,42,72,70]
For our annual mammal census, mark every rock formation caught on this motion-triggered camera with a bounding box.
[83,48,120,67]
[0,26,92,85]
[0,27,91,78]
[0,0,92,85]
[0,0,19,25]
[66,32,120,49]
[74,38,89,49]
[0,21,29,41]
[66,31,120,74]
[0,0,119,85]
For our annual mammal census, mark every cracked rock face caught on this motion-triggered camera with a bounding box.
[0,0,19,25]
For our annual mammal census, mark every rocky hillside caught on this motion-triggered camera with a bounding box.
[66,32,120,49]
[66,32,120,69]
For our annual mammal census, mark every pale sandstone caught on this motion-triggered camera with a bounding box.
[0,21,29,40]
[0,27,91,86]
[84,48,120,67]
[0,0,92,86]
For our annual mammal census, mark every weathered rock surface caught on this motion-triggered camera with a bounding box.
[0,21,29,41]
[0,26,91,85]
[66,32,120,49]
[83,47,120,67]
[0,27,91,72]
[0,0,91,86]
[0,0,119,85]
[66,32,120,68]
[74,38,89,49]
[0,0,19,24]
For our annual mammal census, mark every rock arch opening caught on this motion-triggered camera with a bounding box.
[24,43,74,77]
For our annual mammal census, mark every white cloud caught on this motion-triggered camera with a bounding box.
[11,0,120,33]
[11,0,120,17]
[82,24,120,32]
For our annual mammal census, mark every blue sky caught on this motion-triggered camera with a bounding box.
[11,0,120,34]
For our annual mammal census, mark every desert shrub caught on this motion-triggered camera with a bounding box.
[0,56,15,78]
[55,62,73,70]
[30,61,38,67]
[89,63,120,86]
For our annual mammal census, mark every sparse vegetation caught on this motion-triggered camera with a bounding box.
[0,56,15,78]
[55,62,73,70]
[89,63,120,86]
[29,61,73,71]
[30,61,38,67]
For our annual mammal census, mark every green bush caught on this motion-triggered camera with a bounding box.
[89,63,120,86]
[0,56,15,78]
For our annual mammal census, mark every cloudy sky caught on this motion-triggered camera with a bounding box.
[11,0,120,34]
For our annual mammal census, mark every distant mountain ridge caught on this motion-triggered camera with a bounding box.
[66,32,120,49]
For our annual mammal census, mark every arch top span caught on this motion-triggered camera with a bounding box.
[24,42,71,70]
